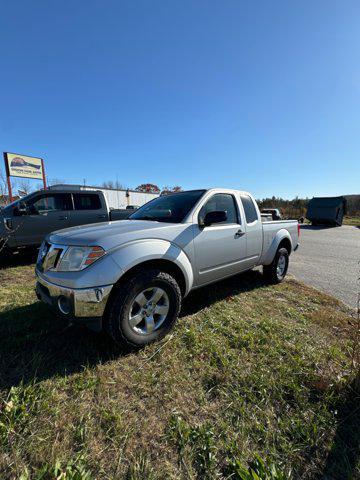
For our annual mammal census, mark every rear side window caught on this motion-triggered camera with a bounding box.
[73,194,102,210]
[241,195,258,223]
[199,193,239,225]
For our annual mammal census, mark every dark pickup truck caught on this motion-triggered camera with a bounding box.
[0,188,134,260]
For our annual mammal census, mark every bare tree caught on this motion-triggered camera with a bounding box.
[114,179,126,190]
[102,180,115,189]
[102,180,126,190]
[161,186,171,195]
[17,179,32,196]
[0,168,17,205]
[47,177,65,187]
[0,169,7,198]
[161,185,183,195]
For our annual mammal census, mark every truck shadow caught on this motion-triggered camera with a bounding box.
[300,225,337,231]
[180,268,265,317]
[0,269,266,389]
[0,249,38,270]
[0,303,120,390]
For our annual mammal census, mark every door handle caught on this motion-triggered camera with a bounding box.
[58,215,68,220]
[97,214,107,219]
[235,229,245,238]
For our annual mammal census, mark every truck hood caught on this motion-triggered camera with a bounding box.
[49,220,189,250]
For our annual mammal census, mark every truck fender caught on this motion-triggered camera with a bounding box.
[261,229,293,266]
[110,239,194,295]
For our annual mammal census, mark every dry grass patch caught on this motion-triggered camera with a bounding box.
[343,216,360,227]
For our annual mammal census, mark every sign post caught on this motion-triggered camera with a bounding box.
[41,158,47,190]
[3,152,46,202]
[3,153,13,203]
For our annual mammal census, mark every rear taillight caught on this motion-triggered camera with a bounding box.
[298,223,301,237]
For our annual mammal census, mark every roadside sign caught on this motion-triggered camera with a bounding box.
[4,152,44,180]
[3,152,47,202]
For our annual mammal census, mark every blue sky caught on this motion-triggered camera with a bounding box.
[1,0,359,199]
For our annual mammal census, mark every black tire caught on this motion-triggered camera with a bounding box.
[263,247,289,284]
[105,269,182,348]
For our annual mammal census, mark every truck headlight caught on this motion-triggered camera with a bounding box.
[57,246,105,272]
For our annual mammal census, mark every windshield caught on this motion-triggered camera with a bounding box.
[6,193,33,208]
[2,192,34,213]
[129,190,206,223]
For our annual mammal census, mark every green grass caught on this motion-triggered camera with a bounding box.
[0,262,359,479]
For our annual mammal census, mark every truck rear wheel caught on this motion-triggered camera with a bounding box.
[263,247,289,284]
[105,269,182,348]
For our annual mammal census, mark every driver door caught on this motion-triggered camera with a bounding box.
[13,193,72,246]
[193,193,247,286]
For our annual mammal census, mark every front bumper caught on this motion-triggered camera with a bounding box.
[35,270,113,320]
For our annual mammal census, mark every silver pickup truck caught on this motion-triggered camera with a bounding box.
[35,189,300,347]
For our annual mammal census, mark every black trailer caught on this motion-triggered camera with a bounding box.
[306,196,347,226]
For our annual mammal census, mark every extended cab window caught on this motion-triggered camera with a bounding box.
[199,193,239,225]
[241,195,258,223]
[28,194,72,214]
[73,194,102,210]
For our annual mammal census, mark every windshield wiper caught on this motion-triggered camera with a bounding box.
[130,215,157,221]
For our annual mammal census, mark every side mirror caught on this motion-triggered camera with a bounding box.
[202,210,227,227]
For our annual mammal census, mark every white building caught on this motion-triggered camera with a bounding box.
[49,184,159,209]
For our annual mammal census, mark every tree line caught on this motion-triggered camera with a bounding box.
[102,181,182,195]
[345,194,360,216]
[257,195,360,217]
[257,196,309,218]
[1,169,359,216]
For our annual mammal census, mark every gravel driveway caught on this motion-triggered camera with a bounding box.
[289,225,360,309]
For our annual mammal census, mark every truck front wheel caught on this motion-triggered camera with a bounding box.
[263,247,289,284]
[105,269,182,348]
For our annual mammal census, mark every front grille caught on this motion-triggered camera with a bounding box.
[43,247,63,271]
[37,242,50,271]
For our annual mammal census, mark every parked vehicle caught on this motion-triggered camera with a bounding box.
[35,189,300,347]
[0,189,138,260]
[261,213,274,222]
[261,208,282,220]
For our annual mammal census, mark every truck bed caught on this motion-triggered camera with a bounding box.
[261,219,299,260]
